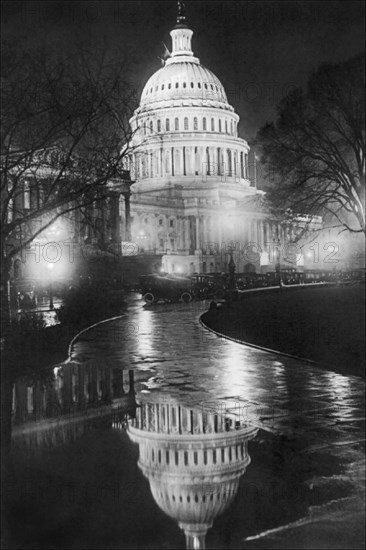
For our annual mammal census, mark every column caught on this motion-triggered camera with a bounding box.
[184,218,190,252]
[195,216,200,251]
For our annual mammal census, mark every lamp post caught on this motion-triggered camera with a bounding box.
[47,263,54,310]
[227,242,237,291]
[273,238,282,287]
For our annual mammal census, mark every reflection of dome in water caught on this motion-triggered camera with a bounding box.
[127,394,258,549]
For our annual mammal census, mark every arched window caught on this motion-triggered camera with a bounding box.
[184,117,189,130]
[219,119,222,132]
[166,118,170,131]
[194,117,198,130]
[157,119,161,132]
[175,82,179,88]
[183,82,186,88]
[175,117,179,131]
[203,117,207,131]
[230,120,233,135]
[225,120,228,133]
[211,118,215,131]
[150,120,153,133]
[190,82,194,88]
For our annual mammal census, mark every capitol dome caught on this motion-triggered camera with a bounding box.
[139,56,229,112]
[136,15,232,114]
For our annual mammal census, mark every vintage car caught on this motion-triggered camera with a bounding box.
[137,273,225,304]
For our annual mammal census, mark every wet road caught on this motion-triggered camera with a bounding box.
[6,294,365,549]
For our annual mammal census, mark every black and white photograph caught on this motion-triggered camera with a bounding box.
[1,1,365,548]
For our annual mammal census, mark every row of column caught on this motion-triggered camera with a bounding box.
[131,213,292,255]
[133,401,240,435]
[128,147,249,180]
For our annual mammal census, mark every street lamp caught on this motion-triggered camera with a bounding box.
[273,238,282,287]
[227,242,237,290]
[46,263,54,310]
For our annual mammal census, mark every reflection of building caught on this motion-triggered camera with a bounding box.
[11,364,137,449]
[123,6,286,275]
[127,394,258,549]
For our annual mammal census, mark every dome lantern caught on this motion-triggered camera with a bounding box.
[170,1,193,58]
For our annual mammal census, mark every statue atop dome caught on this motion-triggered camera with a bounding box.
[176,0,187,27]
[178,0,186,18]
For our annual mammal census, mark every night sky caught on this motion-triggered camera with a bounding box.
[2,1,365,141]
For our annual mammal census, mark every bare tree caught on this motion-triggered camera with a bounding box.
[256,53,365,237]
[1,38,139,321]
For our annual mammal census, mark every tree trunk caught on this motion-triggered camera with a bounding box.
[1,261,12,329]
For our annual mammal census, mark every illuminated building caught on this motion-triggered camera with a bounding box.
[123,5,284,274]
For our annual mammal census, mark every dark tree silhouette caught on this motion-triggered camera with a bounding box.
[256,53,365,237]
[1,38,139,322]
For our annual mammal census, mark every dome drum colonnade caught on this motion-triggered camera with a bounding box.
[123,7,278,274]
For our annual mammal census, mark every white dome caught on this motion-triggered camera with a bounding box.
[137,24,231,114]
[140,61,228,110]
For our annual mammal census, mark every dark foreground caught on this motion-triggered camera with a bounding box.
[201,285,365,378]
[2,295,365,549]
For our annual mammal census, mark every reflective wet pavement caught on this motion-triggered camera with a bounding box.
[4,294,365,549]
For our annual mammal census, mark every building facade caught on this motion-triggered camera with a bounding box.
[122,9,284,275]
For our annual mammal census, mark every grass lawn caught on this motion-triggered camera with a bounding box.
[201,285,365,378]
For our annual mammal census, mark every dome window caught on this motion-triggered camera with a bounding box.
[175,82,179,88]
[184,117,188,130]
[204,83,208,89]
[150,88,152,93]
[150,121,153,133]
[175,118,179,131]
[211,118,215,131]
[190,82,194,88]
[183,82,186,88]
[168,83,171,89]
[157,119,161,132]
[162,84,164,90]
[203,117,207,131]
[211,84,214,90]
[198,82,201,88]
[225,120,228,133]
[166,118,170,131]
[193,117,198,130]
[219,119,222,132]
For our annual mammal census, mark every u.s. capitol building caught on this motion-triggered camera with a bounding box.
[122,6,285,274]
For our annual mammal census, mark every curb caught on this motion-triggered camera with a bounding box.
[67,313,128,360]
[199,315,322,366]
[199,284,351,373]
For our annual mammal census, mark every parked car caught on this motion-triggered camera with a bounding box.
[137,273,225,304]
